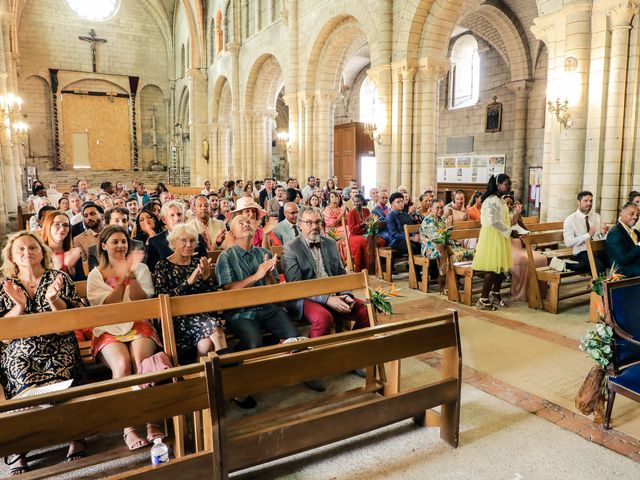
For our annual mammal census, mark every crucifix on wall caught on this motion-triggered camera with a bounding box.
[79,29,107,73]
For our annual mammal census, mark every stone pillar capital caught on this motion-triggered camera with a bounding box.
[282,92,299,106]
[608,2,639,29]
[227,42,241,55]
[418,57,450,81]
[506,79,533,96]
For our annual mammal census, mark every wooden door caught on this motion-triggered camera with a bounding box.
[334,123,357,188]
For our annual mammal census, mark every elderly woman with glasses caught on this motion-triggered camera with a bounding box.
[40,210,85,281]
[153,224,229,364]
[0,231,85,474]
[86,225,162,451]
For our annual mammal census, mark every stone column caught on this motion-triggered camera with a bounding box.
[400,64,417,191]
[0,71,17,221]
[315,91,334,182]
[601,2,638,222]
[303,94,314,179]
[210,122,219,182]
[228,43,242,179]
[506,80,532,200]
[242,111,253,181]
[186,68,209,184]
[367,64,392,188]
[254,0,261,33]
[417,58,449,195]
[284,92,299,181]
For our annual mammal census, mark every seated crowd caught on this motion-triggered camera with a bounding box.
[4,174,637,475]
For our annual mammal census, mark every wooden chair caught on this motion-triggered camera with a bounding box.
[524,231,591,313]
[602,278,640,429]
[405,224,431,293]
[342,213,354,272]
[17,205,34,231]
[586,239,608,323]
[119,311,462,480]
[444,228,483,305]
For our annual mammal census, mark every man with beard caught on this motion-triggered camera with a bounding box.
[72,202,105,262]
[563,190,608,273]
[283,206,370,340]
[188,195,227,250]
[606,202,640,277]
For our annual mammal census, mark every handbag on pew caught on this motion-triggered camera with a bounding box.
[138,352,175,388]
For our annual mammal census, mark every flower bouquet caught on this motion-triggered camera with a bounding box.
[576,322,613,423]
[432,225,452,246]
[368,283,402,315]
[591,262,623,297]
[363,214,382,237]
[326,228,343,242]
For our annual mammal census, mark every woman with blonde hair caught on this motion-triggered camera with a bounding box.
[86,225,162,450]
[0,231,85,474]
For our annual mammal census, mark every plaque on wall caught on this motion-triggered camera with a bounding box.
[436,154,506,184]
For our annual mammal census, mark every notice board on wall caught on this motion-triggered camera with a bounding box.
[436,154,506,184]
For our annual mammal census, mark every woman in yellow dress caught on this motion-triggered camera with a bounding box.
[471,174,520,310]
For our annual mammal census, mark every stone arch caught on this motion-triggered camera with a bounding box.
[303,15,370,93]
[62,78,128,94]
[212,75,233,123]
[178,0,203,69]
[244,53,284,110]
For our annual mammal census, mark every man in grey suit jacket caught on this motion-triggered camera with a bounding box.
[283,206,370,338]
[272,202,300,245]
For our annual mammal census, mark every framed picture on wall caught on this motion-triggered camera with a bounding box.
[486,96,502,133]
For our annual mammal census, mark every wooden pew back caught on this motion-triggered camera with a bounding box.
[452,220,480,229]
[0,362,211,459]
[121,312,463,479]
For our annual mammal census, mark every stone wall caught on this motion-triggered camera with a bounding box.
[17,0,170,172]
[35,171,169,193]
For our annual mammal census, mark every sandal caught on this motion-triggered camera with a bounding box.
[489,291,507,307]
[123,428,148,451]
[146,424,165,443]
[66,439,86,462]
[4,453,28,476]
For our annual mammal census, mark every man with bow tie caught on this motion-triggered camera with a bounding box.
[283,206,370,340]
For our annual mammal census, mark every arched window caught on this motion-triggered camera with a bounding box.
[359,75,378,123]
[449,35,480,109]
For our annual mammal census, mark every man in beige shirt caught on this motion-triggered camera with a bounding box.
[72,202,104,262]
[189,195,227,250]
[266,185,286,218]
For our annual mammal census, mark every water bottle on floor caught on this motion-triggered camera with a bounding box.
[150,438,169,465]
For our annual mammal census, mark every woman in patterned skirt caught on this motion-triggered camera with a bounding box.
[86,225,162,451]
[154,223,228,364]
[0,231,84,475]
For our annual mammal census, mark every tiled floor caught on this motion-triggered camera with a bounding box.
[381,277,640,462]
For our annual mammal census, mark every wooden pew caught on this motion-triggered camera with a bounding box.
[0,361,213,480]
[0,296,190,460]
[524,231,591,313]
[119,311,462,480]
[18,205,34,231]
[586,239,607,323]
[452,220,480,229]
[404,224,432,293]
[207,249,223,264]
[522,216,539,225]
